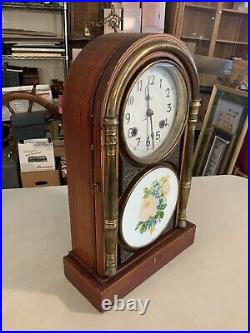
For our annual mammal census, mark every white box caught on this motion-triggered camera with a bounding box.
[23,138,49,144]
[141,3,166,33]
[18,141,55,172]
[123,7,141,33]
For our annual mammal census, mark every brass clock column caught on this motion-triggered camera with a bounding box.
[178,99,201,228]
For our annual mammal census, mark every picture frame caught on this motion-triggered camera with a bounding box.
[201,127,231,176]
[193,85,248,176]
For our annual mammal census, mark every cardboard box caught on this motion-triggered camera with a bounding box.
[54,145,65,158]
[18,141,55,172]
[53,139,65,157]
[21,169,60,187]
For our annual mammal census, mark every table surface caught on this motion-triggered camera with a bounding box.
[2,176,248,330]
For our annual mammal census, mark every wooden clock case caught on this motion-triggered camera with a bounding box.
[62,33,200,312]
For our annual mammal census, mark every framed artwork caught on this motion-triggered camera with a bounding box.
[193,85,248,176]
[202,128,231,176]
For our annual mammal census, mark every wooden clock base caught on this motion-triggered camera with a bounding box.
[63,222,196,312]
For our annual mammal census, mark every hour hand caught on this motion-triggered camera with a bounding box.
[145,85,150,99]
[145,86,150,109]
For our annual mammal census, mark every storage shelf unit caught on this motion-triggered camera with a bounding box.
[165,2,248,60]
[2,2,69,85]
[3,36,65,42]
[216,39,248,45]
[185,3,216,11]
[2,3,64,12]
[221,8,248,15]
[182,36,210,41]
[3,55,66,61]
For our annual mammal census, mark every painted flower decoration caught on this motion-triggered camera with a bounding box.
[135,176,170,235]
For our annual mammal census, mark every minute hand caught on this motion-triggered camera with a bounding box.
[145,86,155,150]
[149,114,155,150]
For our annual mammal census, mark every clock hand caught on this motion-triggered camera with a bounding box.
[145,85,150,149]
[146,117,149,150]
[145,85,155,150]
[145,85,150,110]
[149,114,155,150]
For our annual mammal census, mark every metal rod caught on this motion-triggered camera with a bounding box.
[104,117,119,276]
[178,99,201,228]
[63,2,69,75]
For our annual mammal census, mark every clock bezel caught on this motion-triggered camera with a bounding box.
[120,59,189,166]
[119,162,179,251]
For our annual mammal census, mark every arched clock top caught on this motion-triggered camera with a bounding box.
[102,34,199,123]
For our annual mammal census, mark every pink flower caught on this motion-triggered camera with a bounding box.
[138,197,157,221]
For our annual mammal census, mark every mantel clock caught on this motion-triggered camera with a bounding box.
[63,33,200,312]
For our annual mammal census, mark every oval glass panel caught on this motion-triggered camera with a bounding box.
[120,165,179,249]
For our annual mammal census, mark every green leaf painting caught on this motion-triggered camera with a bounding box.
[135,175,170,235]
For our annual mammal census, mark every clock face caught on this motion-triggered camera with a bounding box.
[121,61,188,164]
[120,165,179,249]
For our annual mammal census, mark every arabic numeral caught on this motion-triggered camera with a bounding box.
[136,137,141,146]
[125,113,130,124]
[128,128,133,138]
[156,131,160,140]
[165,118,170,126]
[167,103,172,112]
[147,75,155,85]
[146,138,150,147]
[166,88,170,98]
[126,95,134,106]
[137,80,143,91]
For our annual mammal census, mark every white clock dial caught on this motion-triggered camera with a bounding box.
[120,165,179,249]
[122,61,188,163]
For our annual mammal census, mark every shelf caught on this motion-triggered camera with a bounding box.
[165,2,247,60]
[181,36,210,41]
[216,39,248,45]
[235,41,248,45]
[69,37,92,42]
[2,55,66,61]
[3,36,64,42]
[221,8,248,15]
[2,3,64,12]
[185,4,216,11]
[2,2,68,82]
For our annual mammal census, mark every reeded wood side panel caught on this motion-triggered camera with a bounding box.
[63,44,97,270]
[63,36,117,270]
[63,34,146,272]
